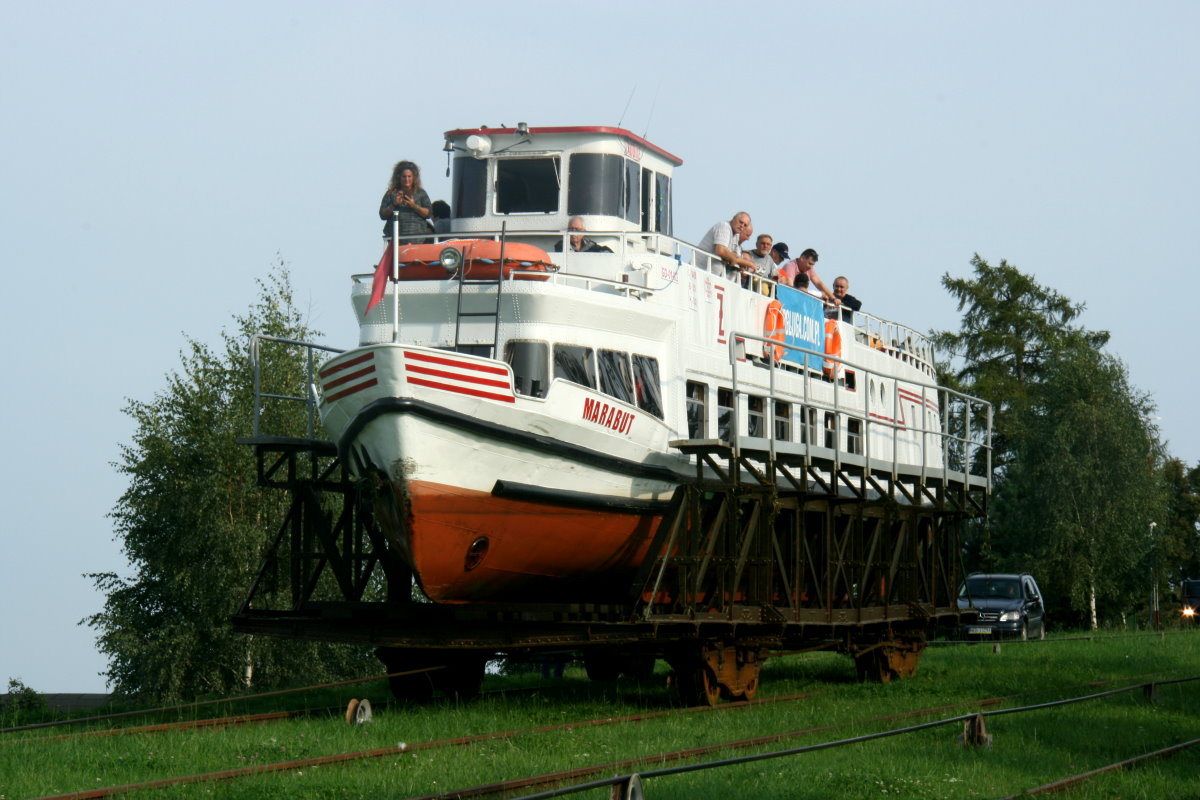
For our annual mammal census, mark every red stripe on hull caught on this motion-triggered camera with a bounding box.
[401,480,660,604]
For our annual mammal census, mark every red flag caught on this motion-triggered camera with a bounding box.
[364,243,393,316]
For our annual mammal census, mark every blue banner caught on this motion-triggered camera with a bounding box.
[776,285,825,370]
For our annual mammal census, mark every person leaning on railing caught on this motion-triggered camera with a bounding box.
[827,275,862,322]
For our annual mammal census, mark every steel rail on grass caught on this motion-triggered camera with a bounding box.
[22,693,821,800]
[1001,738,1200,798]
[505,676,1200,800]
[0,668,440,735]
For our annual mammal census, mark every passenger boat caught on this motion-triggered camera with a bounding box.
[317,124,965,606]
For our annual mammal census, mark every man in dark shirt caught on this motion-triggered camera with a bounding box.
[829,275,862,322]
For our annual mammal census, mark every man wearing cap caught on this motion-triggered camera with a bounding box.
[697,211,758,279]
[770,242,792,284]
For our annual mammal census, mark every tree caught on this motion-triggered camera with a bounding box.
[86,265,376,702]
[1161,458,1200,588]
[990,343,1164,629]
[936,256,1165,629]
[932,254,1110,474]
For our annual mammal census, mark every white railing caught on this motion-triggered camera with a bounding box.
[725,329,992,491]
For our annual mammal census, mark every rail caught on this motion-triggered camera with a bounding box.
[727,329,992,490]
[248,334,344,440]
[382,226,939,366]
[511,676,1200,800]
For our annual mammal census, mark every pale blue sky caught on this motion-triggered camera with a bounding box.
[2,0,1195,692]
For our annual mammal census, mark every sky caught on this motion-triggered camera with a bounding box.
[2,1,1196,693]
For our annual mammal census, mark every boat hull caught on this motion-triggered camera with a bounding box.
[322,344,681,604]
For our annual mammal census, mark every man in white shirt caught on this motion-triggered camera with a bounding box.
[697,211,758,278]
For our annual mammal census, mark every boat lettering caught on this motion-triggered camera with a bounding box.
[581,397,636,435]
[783,308,822,345]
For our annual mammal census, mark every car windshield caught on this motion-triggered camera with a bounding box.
[962,577,1021,599]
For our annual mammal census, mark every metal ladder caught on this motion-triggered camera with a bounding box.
[452,223,507,357]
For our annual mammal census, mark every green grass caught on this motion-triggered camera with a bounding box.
[2,631,1198,799]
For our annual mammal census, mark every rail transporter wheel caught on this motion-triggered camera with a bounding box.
[850,635,926,684]
[668,642,767,706]
[376,647,487,702]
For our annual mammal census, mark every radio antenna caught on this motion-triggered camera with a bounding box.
[617,85,637,128]
[642,82,661,139]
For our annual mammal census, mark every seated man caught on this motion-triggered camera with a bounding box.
[827,275,862,322]
[697,211,758,278]
[554,216,613,253]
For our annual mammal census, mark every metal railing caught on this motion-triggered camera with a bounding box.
[248,334,344,440]
[726,328,992,490]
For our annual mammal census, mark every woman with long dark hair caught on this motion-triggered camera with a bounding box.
[379,160,431,240]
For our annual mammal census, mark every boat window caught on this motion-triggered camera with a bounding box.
[503,340,549,399]
[717,387,734,441]
[824,412,836,449]
[686,381,707,438]
[452,157,488,219]
[632,355,663,419]
[747,395,765,438]
[640,167,653,232]
[599,349,634,405]
[847,418,863,455]
[774,401,791,442]
[624,159,640,224]
[567,153,623,217]
[655,172,672,235]
[553,344,595,389]
[496,157,560,214]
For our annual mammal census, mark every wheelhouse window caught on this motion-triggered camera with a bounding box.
[624,158,640,224]
[496,157,560,214]
[553,344,595,388]
[599,349,634,405]
[717,387,734,441]
[503,340,548,398]
[686,381,707,438]
[567,153,623,217]
[632,355,663,419]
[655,172,672,235]
[452,157,487,219]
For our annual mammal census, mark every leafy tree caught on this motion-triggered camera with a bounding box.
[1161,458,1200,589]
[933,254,1110,474]
[990,343,1164,629]
[86,264,376,702]
[936,256,1166,629]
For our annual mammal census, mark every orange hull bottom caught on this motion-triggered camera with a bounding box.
[402,480,662,604]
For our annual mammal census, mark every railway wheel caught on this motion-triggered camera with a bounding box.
[669,643,767,706]
[852,636,925,684]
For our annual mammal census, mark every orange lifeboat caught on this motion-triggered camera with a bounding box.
[386,239,554,281]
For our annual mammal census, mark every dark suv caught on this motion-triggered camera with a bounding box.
[957,573,1046,640]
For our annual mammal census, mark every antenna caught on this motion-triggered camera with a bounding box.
[617,85,637,128]
[642,81,661,139]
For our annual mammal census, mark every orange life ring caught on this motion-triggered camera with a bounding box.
[387,239,554,281]
[823,318,842,378]
[763,300,786,362]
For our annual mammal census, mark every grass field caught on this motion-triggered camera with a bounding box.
[2,630,1198,799]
